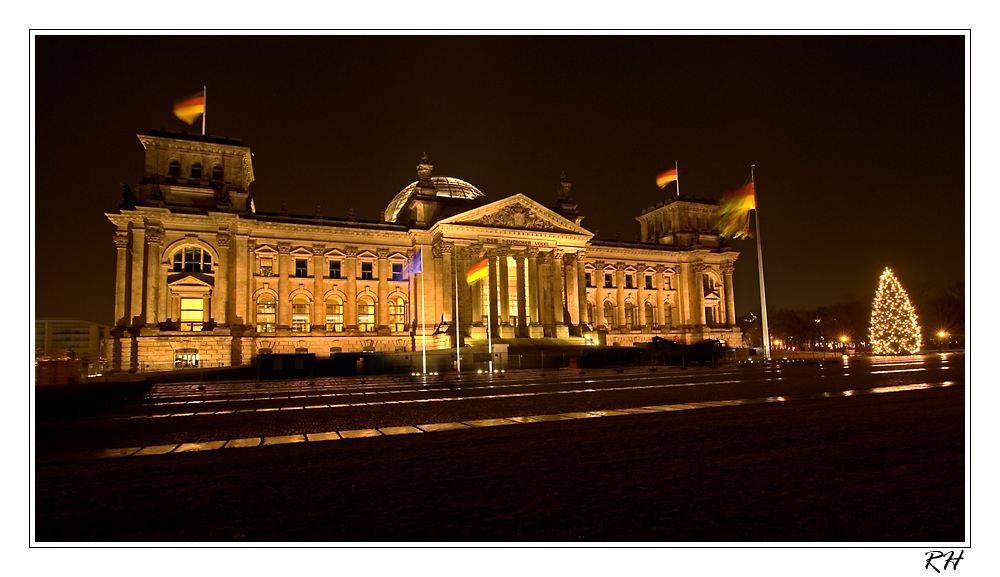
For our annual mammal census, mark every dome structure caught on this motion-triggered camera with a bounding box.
[384,176,484,223]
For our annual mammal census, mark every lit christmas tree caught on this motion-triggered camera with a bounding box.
[869,267,922,354]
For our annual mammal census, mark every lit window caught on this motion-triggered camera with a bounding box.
[168,159,180,177]
[329,260,341,279]
[392,263,403,281]
[295,259,308,278]
[644,302,655,326]
[180,298,204,331]
[625,302,636,328]
[361,262,374,280]
[211,164,223,180]
[259,256,274,276]
[174,347,199,368]
[604,301,615,324]
[326,298,344,332]
[358,296,375,332]
[256,296,276,333]
[173,246,212,273]
[664,303,672,327]
[389,296,406,332]
[190,162,202,179]
[291,298,310,332]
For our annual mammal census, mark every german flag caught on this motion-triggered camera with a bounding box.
[656,168,678,188]
[173,91,205,125]
[714,182,756,239]
[466,258,488,285]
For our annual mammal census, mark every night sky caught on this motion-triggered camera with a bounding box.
[33,34,967,325]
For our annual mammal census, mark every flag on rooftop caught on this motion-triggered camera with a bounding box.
[656,168,678,188]
[715,182,756,239]
[173,90,205,125]
[466,258,488,285]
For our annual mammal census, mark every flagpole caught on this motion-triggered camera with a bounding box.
[455,254,461,375]
[420,253,427,374]
[202,85,206,136]
[486,271,493,373]
[752,164,771,360]
[675,161,680,199]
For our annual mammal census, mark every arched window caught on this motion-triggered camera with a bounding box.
[211,164,223,180]
[291,297,310,332]
[358,296,376,333]
[603,301,615,327]
[190,162,202,179]
[587,301,595,327]
[664,303,672,328]
[257,348,272,356]
[326,297,344,332]
[644,302,655,327]
[172,246,212,273]
[625,302,636,329]
[256,295,276,333]
[389,296,406,332]
[295,347,309,354]
[168,159,180,177]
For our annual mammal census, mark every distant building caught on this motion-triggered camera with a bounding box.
[34,319,109,376]
[106,130,742,372]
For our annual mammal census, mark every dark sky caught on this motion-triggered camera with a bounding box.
[33,34,967,325]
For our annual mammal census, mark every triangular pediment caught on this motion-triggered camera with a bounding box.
[167,273,215,288]
[438,194,592,236]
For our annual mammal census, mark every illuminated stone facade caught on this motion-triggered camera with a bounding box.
[107,131,742,372]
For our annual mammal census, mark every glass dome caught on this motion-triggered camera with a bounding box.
[384,177,484,223]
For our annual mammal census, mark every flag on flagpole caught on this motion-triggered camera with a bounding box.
[656,168,678,188]
[173,90,205,125]
[405,248,423,278]
[714,182,756,239]
[466,258,488,285]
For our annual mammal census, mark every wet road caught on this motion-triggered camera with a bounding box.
[34,353,966,542]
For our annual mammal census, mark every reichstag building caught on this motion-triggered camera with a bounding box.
[106,130,742,372]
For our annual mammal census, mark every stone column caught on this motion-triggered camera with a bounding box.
[469,244,484,326]
[551,249,566,328]
[637,263,647,329]
[594,261,605,328]
[655,265,666,330]
[441,242,454,324]
[313,244,327,333]
[159,262,169,325]
[129,224,146,325]
[144,226,162,326]
[565,252,579,326]
[679,263,691,326]
[487,248,499,332]
[497,247,511,326]
[539,251,552,330]
[693,263,707,325]
[432,244,445,327]
[376,247,390,332]
[345,245,358,330]
[277,242,291,330]
[515,250,527,336]
[527,247,541,325]
[243,238,255,328]
[576,251,588,327]
[615,262,626,331]
[234,235,249,327]
[723,264,736,326]
[213,231,230,326]
[113,232,129,327]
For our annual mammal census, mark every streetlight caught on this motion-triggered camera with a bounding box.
[839,335,848,355]
[937,330,948,351]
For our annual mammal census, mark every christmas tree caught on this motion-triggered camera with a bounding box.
[869,268,922,354]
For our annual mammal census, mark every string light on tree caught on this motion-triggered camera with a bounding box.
[869,267,922,354]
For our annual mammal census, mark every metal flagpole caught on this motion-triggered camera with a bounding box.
[455,254,461,374]
[420,256,427,374]
[486,267,493,373]
[202,85,206,135]
[675,161,680,199]
[752,164,772,360]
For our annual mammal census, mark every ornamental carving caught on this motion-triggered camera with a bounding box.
[525,246,540,258]
[468,203,559,231]
[247,238,257,253]
[721,264,735,275]
[312,243,326,256]
[615,261,628,272]
[114,233,129,249]
[277,242,291,254]
[216,232,231,248]
[344,245,359,257]
[376,247,390,258]
[440,241,454,253]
